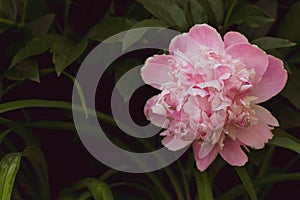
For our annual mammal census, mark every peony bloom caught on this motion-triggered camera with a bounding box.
[141,24,288,171]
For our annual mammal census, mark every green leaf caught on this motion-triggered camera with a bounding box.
[137,0,187,30]
[252,37,296,50]
[122,19,170,51]
[281,67,300,110]
[234,167,258,200]
[22,146,51,200]
[51,37,88,76]
[269,137,300,154]
[5,59,40,82]
[24,13,55,38]
[10,34,59,68]
[277,1,300,42]
[0,129,12,144]
[207,0,224,25]
[229,4,274,27]
[0,0,17,21]
[189,0,208,24]
[84,178,113,200]
[0,99,114,125]
[0,153,22,200]
[62,72,88,118]
[273,128,300,144]
[88,17,135,42]
[194,170,214,200]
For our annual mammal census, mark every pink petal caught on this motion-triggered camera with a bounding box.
[149,104,168,127]
[236,123,273,149]
[220,138,248,166]
[188,24,224,50]
[141,55,174,90]
[169,33,202,55]
[162,134,192,151]
[251,55,288,103]
[224,31,249,49]
[193,142,219,171]
[226,43,269,79]
[252,105,279,127]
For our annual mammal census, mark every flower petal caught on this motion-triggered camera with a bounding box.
[141,55,174,90]
[236,123,273,149]
[251,55,288,103]
[252,105,279,127]
[188,24,224,50]
[193,142,219,172]
[224,31,249,49]
[226,43,269,79]
[162,134,192,151]
[220,138,248,166]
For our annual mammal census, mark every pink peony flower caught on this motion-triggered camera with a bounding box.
[141,24,288,171]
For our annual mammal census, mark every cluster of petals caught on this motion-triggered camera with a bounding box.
[141,24,287,171]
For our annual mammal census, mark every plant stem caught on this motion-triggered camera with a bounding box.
[21,0,28,25]
[64,0,72,34]
[223,0,237,26]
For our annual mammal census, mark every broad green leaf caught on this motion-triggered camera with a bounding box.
[194,170,213,200]
[10,34,59,67]
[228,4,274,27]
[24,13,55,38]
[207,0,224,25]
[88,17,135,42]
[281,67,300,110]
[51,37,88,76]
[26,0,49,20]
[5,59,40,82]
[269,137,300,154]
[234,167,258,200]
[122,19,170,51]
[0,153,22,200]
[277,1,300,42]
[0,0,17,21]
[137,0,187,30]
[252,37,296,50]
[189,0,208,24]
[22,146,51,200]
[195,0,217,25]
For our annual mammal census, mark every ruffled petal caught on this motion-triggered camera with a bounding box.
[252,105,279,127]
[236,123,273,149]
[251,55,288,103]
[220,138,248,166]
[193,142,219,171]
[141,55,174,90]
[224,31,249,49]
[162,134,192,151]
[188,24,224,50]
[226,43,269,79]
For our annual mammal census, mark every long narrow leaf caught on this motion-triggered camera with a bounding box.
[0,153,22,200]
[234,167,258,200]
[194,170,214,200]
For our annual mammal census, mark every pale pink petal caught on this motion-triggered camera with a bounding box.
[224,31,249,49]
[141,55,174,90]
[144,95,157,118]
[169,33,202,55]
[149,104,168,127]
[188,24,224,50]
[226,43,269,79]
[236,123,273,149]
[193,142,219,171]
[252,105,279,127]
[162,134,192,151]
[251,55,288,103]
[220,138,248,166]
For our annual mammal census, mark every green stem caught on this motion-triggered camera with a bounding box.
[223,0,237,26]
[0,17,21,27]
[21,0,28,25]
[258,147,274,178]
[64,0,72,34]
